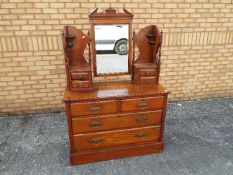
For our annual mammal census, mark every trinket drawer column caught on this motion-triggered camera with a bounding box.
[64,83,168,165]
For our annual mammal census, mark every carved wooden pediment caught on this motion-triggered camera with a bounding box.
[89,8,133,19]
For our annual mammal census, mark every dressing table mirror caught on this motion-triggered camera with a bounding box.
[89,8,133,76]
[63,8,168,166]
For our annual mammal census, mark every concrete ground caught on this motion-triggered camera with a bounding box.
[0,98,233,175]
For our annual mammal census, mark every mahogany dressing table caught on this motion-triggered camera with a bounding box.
[62,8,168,165]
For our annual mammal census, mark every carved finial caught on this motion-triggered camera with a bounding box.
[105,7,116,14]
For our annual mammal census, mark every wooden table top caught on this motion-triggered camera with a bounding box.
[64,81,168,101]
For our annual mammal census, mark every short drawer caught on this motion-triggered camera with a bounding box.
[72,110,163,134]
[70,100,118,116]
[139,77,156,84]
[71,80,90,89]
[73,126,161,151]
[121,96,164,112]
[140,69,156,76]
[71,72,89,80]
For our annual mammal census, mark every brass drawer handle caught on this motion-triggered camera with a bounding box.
[144,79,150,83]
[136,116,147,123]
[89,121,101,128]
[89,106,101,113]
[89,138,102,145]
[135,133,145,139]
[137,102,148,109]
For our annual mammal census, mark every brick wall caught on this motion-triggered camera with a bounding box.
[0,0,233,115]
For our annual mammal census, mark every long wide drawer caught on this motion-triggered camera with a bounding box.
[72,110,163,134]
[70,100,118,116]
[73,126,161,151]
[121,96,164,112]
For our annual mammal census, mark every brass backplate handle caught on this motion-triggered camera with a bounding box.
[136,116,147,123]
[135,133,145,139]
[89,138,102,145]
[89,106,101,113]
[137,102,148,109]
[89,121,101,128]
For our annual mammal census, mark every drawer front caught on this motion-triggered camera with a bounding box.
[70,100,118,116]
[140,69,156,76]
[73,126,161,151]
[71,80,90,88]
[71,72,89,80]
[139,77,156,84]
[72,110,163,134]
[121,96,164,112]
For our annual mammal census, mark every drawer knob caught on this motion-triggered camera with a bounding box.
[145,71,152,75]
[77,75,83,80]
[89,121,101,128]
[135,133,145,139]
[136,116,147,123]
[89,106,101,113]
[137,102,148,109]
[89,138,102,145]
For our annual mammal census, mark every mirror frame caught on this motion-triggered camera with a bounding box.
[89,8,133,77]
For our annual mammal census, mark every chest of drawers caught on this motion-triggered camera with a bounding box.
[64,82,168,165]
